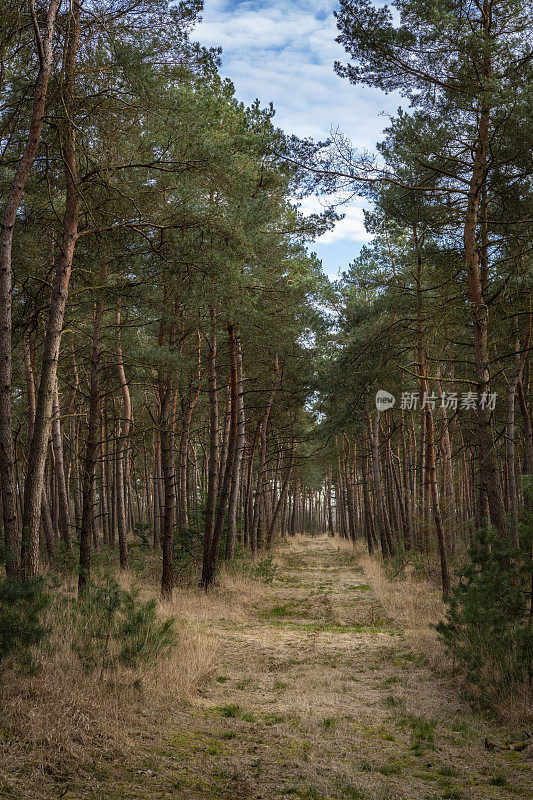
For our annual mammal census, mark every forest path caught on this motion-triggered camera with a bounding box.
[66,536,530,800]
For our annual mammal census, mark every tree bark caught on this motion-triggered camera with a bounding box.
[21,0,80,578]
[115,308,131,569]
[225,330,246,559]
[78,292,104,595]
[0,1,60,575]
[202,308,219,585]
[51,378,72,552]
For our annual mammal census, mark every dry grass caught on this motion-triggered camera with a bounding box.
[359,550,533,727]
[0,574,219,794]
[359,551,444,630]
[2,537,530,799]
[359,550,452,673]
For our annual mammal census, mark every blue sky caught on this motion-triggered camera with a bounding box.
[194,0,399,280]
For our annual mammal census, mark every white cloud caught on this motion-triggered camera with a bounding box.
[195,0,399,146]
[194,1,398,272]
[297,195,372,244]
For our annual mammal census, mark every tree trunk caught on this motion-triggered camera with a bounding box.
[225,331,246,559]
[21,1,80,578]
[78,293,104,595]
[203,324,239,586]
[266,441,296,545]
[202,308,219,585]
[250,355,279,553]
[0,1,61,575]
[115,308,131,569]
[51,378,72,552]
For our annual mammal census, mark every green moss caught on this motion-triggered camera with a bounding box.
[267,619,396,634]
[378,763,402,775]
[489,774,509,787]
[213,703,256,721]
[264,712,285,725]
[280,786,323,799]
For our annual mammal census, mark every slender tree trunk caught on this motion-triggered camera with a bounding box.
[225,331,245,559]
[368,410,392,557]
[78,294,104,595]
[51,378,72,552]
[202,308,219,585]
[203,324,239,586]
[21,1,80,578]
[159,379,176,599]
[0,1,61,576]
[177,331,201,528]
[266,440,296,545]
[464,74,506,532]
[115,308,131,569]
[250,355,279,553]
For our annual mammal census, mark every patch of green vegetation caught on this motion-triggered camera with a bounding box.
[322,717,337,729]
[382,676,401,685]
[281,787,323,800]
[437,521,533,713]
[400,713,437,756]
[268,619,396,634]
[438,767,460,777]
[392,651,424,667]
[215,675,228,683]
[301,740,312,761]
[405,714,437,742]
[384,695,399,707]
[335,781,370,799]
[264,712,285,725]
[167,730,213,752]
[346,584,372,591]
[263,603,295,619]
[213,703,256,722]
[377,762,401,775]
[488,774,509,787]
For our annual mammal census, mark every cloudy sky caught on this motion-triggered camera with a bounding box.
[194,0,399,279]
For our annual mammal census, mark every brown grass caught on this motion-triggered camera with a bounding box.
[359,549,533,727]
[0,574,219,794]
[359,550,444,629]
[359,550,454,674]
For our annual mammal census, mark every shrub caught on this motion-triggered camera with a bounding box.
[231,546,279,584]
[252,555,279,583]
[0,577,49,672]
[72,578,176,674]
[436,516,532,708]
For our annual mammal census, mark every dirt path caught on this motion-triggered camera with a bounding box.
[59,536,531,799]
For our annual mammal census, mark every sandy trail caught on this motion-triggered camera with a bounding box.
[48,536,532,799]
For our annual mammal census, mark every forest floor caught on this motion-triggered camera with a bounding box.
[5,535,532,800]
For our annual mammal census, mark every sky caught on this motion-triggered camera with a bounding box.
[193,0,400,280]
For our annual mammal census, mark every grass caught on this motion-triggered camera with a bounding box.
[0,569,218,797]
[281,787,323,799]
[266,619,396,634]
[214,703,256,722]
[359,550,444,631]
[488,773,509,786]
[2,535,529,800]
